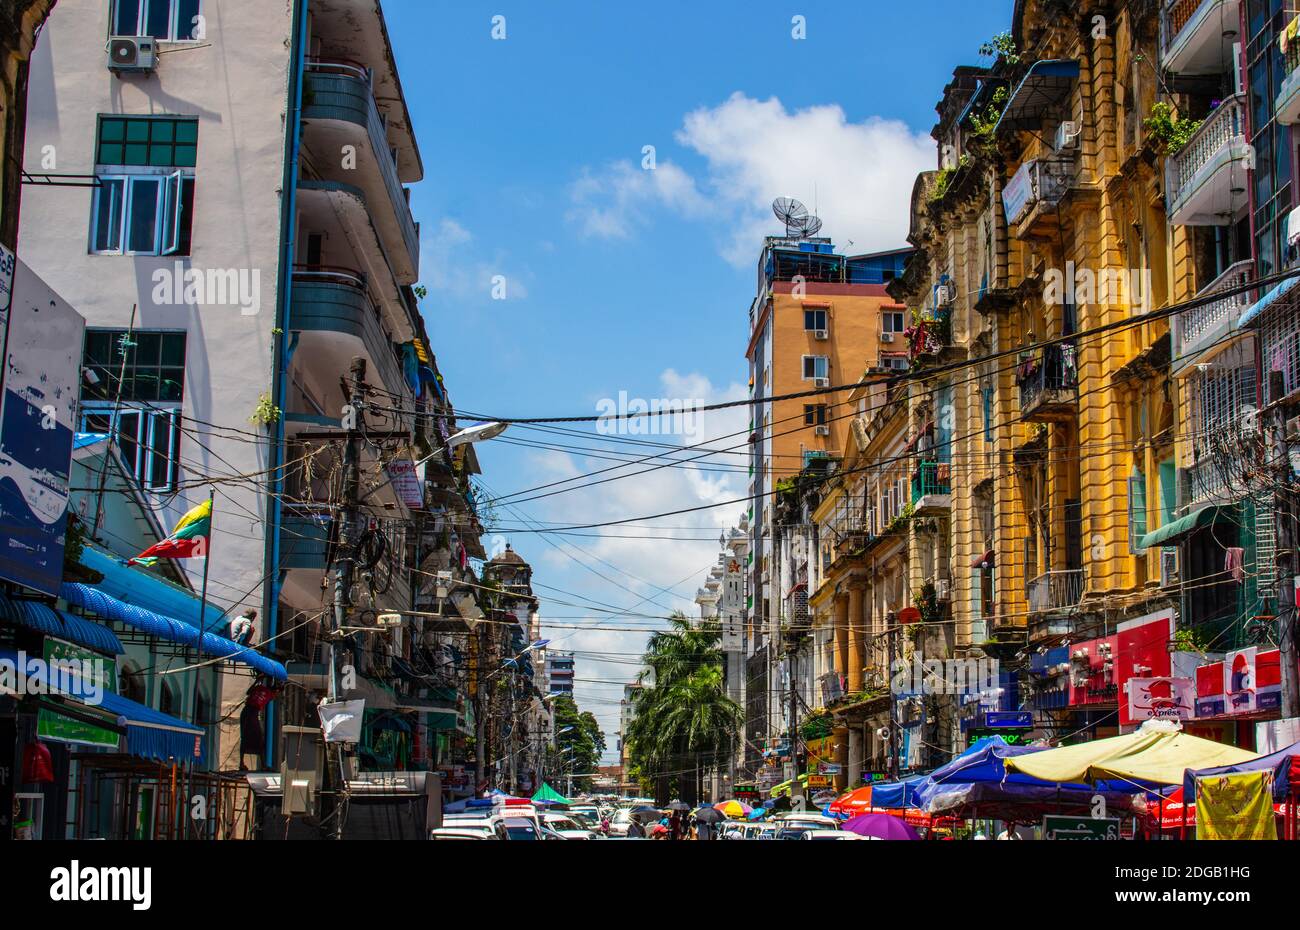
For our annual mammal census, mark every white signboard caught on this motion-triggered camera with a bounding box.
[385,457,425,509]
[720,556,744,651]
[1126,677,1196,722]
[0,243,15,313]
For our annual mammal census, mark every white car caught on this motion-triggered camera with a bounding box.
[430,826,500,840]
[607,808,635,837]
[775,814,840,831]
[799,829,869,840]
[543,813,597,840]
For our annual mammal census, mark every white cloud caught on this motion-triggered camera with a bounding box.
[419,218,528,300]
[569,93,934,265]
[492,370,751,760]
[567,161,707,239]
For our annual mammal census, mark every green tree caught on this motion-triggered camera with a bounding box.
[624,612,742,802]
[551,695,604,793]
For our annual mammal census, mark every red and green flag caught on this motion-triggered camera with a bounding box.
[129,499,212,565]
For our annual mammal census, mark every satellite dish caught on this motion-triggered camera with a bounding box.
[802,215,823,237]
[772,197,809,237]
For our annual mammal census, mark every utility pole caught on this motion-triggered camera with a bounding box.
[324,356,366,839]
[473,621,488,792]
[1267,372,1299,719]
[887,611,899,781]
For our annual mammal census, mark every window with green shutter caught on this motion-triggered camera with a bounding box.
[1128,471,1148,552]
[97,117,198,168]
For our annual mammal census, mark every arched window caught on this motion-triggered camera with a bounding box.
[120,663,146,704]
[159,679,179,717]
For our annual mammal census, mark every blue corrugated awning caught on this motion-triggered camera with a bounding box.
[0,648,203,764]
[60,583,287,681]
[1237,273,1300,329]
[994,60,1080,133]
[80,545,227,632]
[0,594,123,655]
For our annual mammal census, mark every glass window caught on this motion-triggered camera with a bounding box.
[126,177,161,253]
[803,309,827,331]
[98,117,199,168]
[113,1,204,41]
[803,404,827,426]
[91,172,193,256]
[802,356,828,379]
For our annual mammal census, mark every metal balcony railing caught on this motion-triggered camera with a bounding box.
[1017,343,1078,411]
[911,461,951,503]
[1025,569,1085,613]
[1172,259,1252,360]
[1165,95,1247,211]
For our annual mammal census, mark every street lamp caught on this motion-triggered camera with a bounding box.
[362,420,508,503]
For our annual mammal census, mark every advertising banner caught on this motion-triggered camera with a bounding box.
[1126,677,1196,722]
[720,556,744,651]
[0,260,84,595]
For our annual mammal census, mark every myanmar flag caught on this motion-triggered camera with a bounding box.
[129,499,212,564]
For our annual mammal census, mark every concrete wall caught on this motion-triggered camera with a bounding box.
[19,0,295,768]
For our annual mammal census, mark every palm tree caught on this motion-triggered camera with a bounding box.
[625,613,742,802]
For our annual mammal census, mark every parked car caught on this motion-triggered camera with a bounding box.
[543,813,596,839]
[430,826,500,840]
[799,829,868,840]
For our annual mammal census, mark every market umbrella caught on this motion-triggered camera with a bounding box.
[692,806,725,824]
[1004,719,1258,787]
[629,806,662,823]
[746,807,768,821]
[667,799,690,812]
[829,785,872,816]
[842,812,921,841]
[714,799,752,818]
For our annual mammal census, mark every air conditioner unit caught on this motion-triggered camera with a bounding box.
[1241,405,1261,437]
[935,578,951,602]
[934,284,953,306]
[880,332,895,343]
[814,377,830,388]
[1054,120,1081,151]
[1160,547,1180,588]
[814,425,830,437]
[107,36,157,72]
[813,329,829,341]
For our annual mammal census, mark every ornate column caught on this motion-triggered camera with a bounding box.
[847,582,865,694]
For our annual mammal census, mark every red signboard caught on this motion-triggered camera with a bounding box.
[1069,610,1175,725]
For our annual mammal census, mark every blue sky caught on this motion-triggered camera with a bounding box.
[387,1,1011,761]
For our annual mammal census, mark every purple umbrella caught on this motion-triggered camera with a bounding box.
[841,813,921,841]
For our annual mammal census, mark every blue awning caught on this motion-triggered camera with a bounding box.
[0,648,203,764]
[79,545,227,632]
[60,583,287,681]
[994,60,1080,133]
[1237,273,1300,328]
[0,594,123,655]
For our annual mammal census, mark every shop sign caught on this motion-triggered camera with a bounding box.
[806,775,829,789]
[1126,677,1195,722]
[38,708,118,750]
[966,728,1034,747]
[720,557,744,652]
[1002,161,1034,225]
[984,711,1032,728]
[1041,815,1121,840]
[1196,649,1282,718]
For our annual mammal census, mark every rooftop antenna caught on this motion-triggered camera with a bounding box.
[772,197,809,237]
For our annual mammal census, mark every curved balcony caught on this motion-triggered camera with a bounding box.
[1165,96,1250,227]
[1277,39,1300,126]
[290,268,409,402]
[302,60,420,283]
[1159,0,1241,76]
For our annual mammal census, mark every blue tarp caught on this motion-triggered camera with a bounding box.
[80,545,227,632]
[1184,739,1300,802]
[0,593,123,655]
[0,648,203,764]
[914,736,1156,815]
[61,582,287,681]
[870,775,927,809]
[1238,273,1300,329]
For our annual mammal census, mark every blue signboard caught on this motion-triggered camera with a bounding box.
[984,711,1033,728]
[0,259,84,596]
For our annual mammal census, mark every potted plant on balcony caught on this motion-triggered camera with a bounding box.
[1142,102,1203,157]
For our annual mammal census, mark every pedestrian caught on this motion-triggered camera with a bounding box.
[230,608,257,646]
[627,819,645,838]
[238,677,280,771]
[696,816,713,841]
